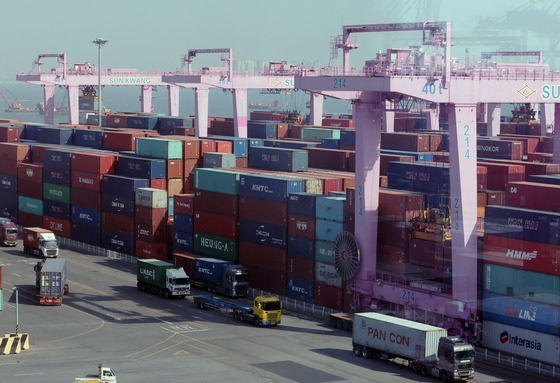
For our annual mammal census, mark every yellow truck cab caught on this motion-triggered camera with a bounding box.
[253,295,282,326]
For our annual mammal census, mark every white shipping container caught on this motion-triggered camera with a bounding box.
[135,187,168,208]
[353,312,447,361]
[482,320,560,366]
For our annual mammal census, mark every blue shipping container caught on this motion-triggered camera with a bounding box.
[36,126,73,145]
[43,200,72,221]
[43,166,71,186]
[158,117,194,129]
[174,214,194,233]
[0,174,17,192]
[239,219,287,249]
[102,175,149,199]
[321,138,340,149]
[249,139,264,147]
[72,205,101,228]
[316,196,346,222]
[194,258,232,284]
[0,190,17,221]
[72,223,101,246]
[528,175,560,186]
[127,115,159,130]
[203,152,237,169]
[288,235,315,260]
[340,130,356,147]
[387,162,449,194]
[482,291,560,336]
[288,192,321,217]
[73,129,103,149]
[249,146,308,173]
[264,140,319,150]
[101,193,135,217]
[247,121,277,139]
[118,155,166,179]
[239,174,304,202]
[102,230,135,255]
[287,276,314,303]
[174,230,194,252]
[211,137,249,158]
[43,148,73,170]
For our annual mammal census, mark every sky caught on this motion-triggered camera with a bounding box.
[2,0,559,82]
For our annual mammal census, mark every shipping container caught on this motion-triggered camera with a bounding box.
[507,181,560,212]
[43,167,71,186]
[135,187,168,209]
[195,168,240,195]
[101,193,135,217]
[203,152,237,169]
[102,130,145,151]
[210,137,248,158]
[303,147,350,171]
[301,127,341,142]
[381,132,431,152]
[315,261,342,288]
[72,222,101,245]
[71,170,103,192]
[242,262,287,295]
[43,216,71,238]
[136,222,167,243]
[43,200,71,221]
[36,126,73,145]
[43,183,71,203]
[72,188,101,210]
[315,240,335,264]
[18,195,43,215]
[174,214,194,233]
[0,142,31,162]
[71,152,116,174]
[135,240,168,260]
[288,235,315,260]
[173,252,201,279]
[17,163,42,183]
[387,162,449,194]
[0,174,17,192]
[174,194,194,216]
[238,241,287,271]
[248,146,308,172]
[135,137,182,159]
[239,173,304,202]
[194,210,238,239]
[72,205,101,228]
[315,219,345,242]
[477,138,523,160]
[314,283,343,310]
[173,230,194,252]
[482,320,560,366]
[239,196,287,226]
[288,215,315,238]
[194,189,238,217]
[102,212,135,237]
[193,231,238,261]
[287,257,314,281]
[135,206,167,227]
[17,178,42,200]
[118,155,166,179]
[239,219,287,249]
[287,276,314,302]
[73,128,103,149]
[127,115,159,130]
[247,121,277,139]
[102,230,135,254]
[315,196,346,222]
[102,174,149,198]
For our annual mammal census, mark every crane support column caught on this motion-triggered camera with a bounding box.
[67,85,80,125]
[486,103,501,136]
[195,87,210,137]
[382,100,394,132]
[168,85,180,117]
[425,107,439,130]
[42,85,56,125]
[309,93,324,126]
[540,103,551,136]
[553,103,560,164]
[353,96,382,296]
[233,88,248,138]
[141,86,153,114]
[448,103,478,308]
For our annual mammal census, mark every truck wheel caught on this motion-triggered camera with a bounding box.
[420,366,428,376]
[329,316,337,328]
[440,371,449,381]
[225,289,231,298]
[353,344,362,357]
[361,347,370,359]
[200,301,206,310]
[253,317,260,326]
[164,290,171,299]
[233,311,239,321]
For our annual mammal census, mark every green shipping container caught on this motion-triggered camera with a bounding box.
[194,231,238,261]
[137,259,175,287]
[315,240,335,264]
[195,168,241,195]
[43,183,71,203]
[301,127,341,143]
[18,196,43,215]
[136,137,183,159]
[484,263,560,306]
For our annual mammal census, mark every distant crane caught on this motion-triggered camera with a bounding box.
[0,88,24,111]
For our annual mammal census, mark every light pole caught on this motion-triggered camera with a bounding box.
[92,38,108,127]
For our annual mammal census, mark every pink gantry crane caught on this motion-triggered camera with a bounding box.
[296,21,560,343]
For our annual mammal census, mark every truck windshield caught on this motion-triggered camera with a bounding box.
[234,273,249,283]
[175,277,190,285]
[455,350,475,360]
[43,240,58,248]
[262,301,281,311]
[5,229,17,235]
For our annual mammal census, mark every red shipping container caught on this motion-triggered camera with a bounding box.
[135,206,167,226]
[167,178,184,198]
[239,196,287,226]
[523,162,560,178]
[0,142,31,161]
[486,190,506,205]
[174,194,194,216]
[200,139,216,155]
[17,162,42,183]
[239,241,287,271]
[194,210,238,239]
[136,222,167,243]
[102,212,135,237]
[321,118,353,128]
[183,173,195,194]
[0,160,18,176]
[381,132,431,152]
[172,126,196,137]
[194,189,238,217]
[290,125,303,139]
[209,120,234,136]
[106,113,129,128]
[478,161,525,190]
[183,138,200,159]
[378,221,411,248]
[215,140,233,154]
[306,169,355,191]
[507,181,560,212]
[288,215,315,238]
[477,165,487,190]
[17,179,43,200]
[173,251,202,278]
[314,283,343,310]
[236,158,248,168]
[184,158,199,175]
[0,126,20,142]
[484,235,560,276]
[499,134,540,154]
[277,123,289,138]
[43,216,71,238]
[380,154,415,176]
[302,172,344,194]
[72,188,101,210]
[379,189,426,222]
[378,244,408,272]
[136,240,167,260]
[242,262,286,295]
[17,211,43,227]
[28,144,57,164]
[167,159,183,179]
[287,256,314,281]
[71,170,103,192]
[409,238,444,269]
[150,178,167,190]
[303,147,350,171]
[71,152,116,174]
[500,123,517,134]
[102,131,145,151]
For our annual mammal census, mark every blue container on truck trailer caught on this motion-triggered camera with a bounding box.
[194,258,232,284]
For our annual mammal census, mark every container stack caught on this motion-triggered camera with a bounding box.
[193,168,240,262]
[16,162,43,225]
[313,195,346,310]
[286,193,319,303]
[238,173,304,296]
[71,152,116,246]
[135,187,169,260]
[42,148,73,237]
[172,194,194,254]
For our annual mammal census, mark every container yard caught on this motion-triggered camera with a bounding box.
[2,17,560,381]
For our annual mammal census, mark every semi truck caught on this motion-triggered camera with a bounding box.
[352,312,475,382]
[0,218,18,246]
[23,227,59,258]
[193,295,282,326]
[137,258,190,299]
[74,364,117,383]
[35,258,68,305]
[193,257,249,297]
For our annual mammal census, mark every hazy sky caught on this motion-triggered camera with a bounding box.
[1,0,558,82]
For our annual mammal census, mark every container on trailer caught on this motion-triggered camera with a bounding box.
[194,258,233,284]
[38,258,67,305]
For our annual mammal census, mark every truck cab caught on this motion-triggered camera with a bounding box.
[437,336,475,381]
[224,264,249,297]
[166,268,191,297]
[0,219,18,246]
[253,295,282,326]
[39,233,59,257]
